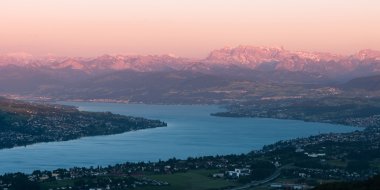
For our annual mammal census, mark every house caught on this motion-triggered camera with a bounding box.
[226,168,251,178]
[39,174,49,181]
[295,148,304,153]
[269,183,312,189]
[212,173,224,178]
[270,183,283,188]
[305,152,326,158]
[298,173,307,178]
[52,173,60,180]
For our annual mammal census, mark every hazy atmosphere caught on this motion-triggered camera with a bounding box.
[1,0,380,57]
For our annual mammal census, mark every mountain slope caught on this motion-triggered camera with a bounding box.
[343,75,380,91]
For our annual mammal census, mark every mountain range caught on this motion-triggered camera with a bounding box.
[2,46,380,77]
[1,46,380,103]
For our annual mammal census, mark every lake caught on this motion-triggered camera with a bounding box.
[0,102,358,174]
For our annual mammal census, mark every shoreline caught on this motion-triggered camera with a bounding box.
[0,103,358,175]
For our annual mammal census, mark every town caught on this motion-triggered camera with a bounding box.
[1,96,380,189]
[1,121,379,190]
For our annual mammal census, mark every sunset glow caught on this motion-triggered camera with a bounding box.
[1,0,379,57]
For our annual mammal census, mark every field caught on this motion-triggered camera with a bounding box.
[40,170,238,190]
[136,170,238,190]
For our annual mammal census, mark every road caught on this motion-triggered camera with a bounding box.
[229,166,285,190]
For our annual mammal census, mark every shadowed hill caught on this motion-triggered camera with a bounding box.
[343,75,380,91]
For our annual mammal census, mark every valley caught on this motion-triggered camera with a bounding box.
[1,46,380,189]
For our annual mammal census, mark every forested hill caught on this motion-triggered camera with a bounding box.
[0,97,166,149]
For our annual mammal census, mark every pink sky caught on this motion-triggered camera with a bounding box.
[1,0,380,58]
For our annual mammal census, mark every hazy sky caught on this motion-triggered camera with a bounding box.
[1,0,379,57]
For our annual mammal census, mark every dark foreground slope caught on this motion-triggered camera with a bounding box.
[0,97,166,149]
[314,175,380,190]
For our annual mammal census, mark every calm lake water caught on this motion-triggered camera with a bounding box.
[0,102,358,174]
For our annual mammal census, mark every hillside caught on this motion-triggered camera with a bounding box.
[343,74,380,91]
[0,97,166,149]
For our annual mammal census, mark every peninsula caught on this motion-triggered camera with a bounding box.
[0,97,167,149]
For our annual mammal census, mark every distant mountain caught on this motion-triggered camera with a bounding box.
[1,46,380,80]
[205,46,380,79]
[1,46,380,102]
[353,49,380,60]
[0,53,188,73]
[343,74,380,91]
